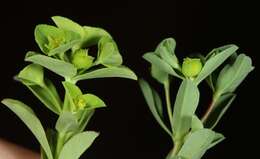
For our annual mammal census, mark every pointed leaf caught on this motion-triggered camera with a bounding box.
[58,131,99,159]
[25,52,77,78]
[195,45,238,84]
[139,79,172,137]
[82,94,106,109]
[1,99,53,159]
[73,66,137,82]
[191,115,204,132]
[151,64,169,84]
[52,16,85,37]
[143,52,183,79]
[77,109,95,132]
[18,64,45,87]
[208,133,225,149]
[172,79,200,140]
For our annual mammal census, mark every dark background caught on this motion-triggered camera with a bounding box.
[0,0,259,159]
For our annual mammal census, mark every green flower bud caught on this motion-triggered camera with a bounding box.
[182,58,202,78]
[45,35,65,51]
[73,95,87,110]
[71,49,94,69]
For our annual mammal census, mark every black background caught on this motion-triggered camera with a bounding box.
[0,0,259,159]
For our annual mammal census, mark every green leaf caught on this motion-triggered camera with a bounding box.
[58,131,99,159]
[56,112,79,133]
[82,94,106,109]
[152,88,164,118]
[25,52,77,78]
[178,129,216,159]
[143,52,183,79]
[1,99,53,159]
[216,54,254,94]
[52,16,85,37]
[73,66,137,82]
[62,82,82,112]
[48,39,81,56]
[191,115,204,132]
[195,45,238,85]
[80,26,111,47]
[96,36,123,67]
[17,67,62,114]
[35,24,65,54]
[172,79,200,140]
[151,64,169,84]
[204,93,236,129]
[208,132,225,149]
[77,109,95,132]
[18,64,45,87]
[139,79,172,137]
[155,38,180,69]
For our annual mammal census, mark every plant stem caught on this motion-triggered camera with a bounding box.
[164,81,174,131]
[166,141,182,159]
[201,93,220,123]
[55,133,65,159]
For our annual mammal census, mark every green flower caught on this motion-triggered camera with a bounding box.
[182,58,202,78]
[71,49,94,69]
[73,95,87,110]
[45,35,66,51]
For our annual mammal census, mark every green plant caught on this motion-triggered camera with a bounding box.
[1,16,137,159]
[139,38,254,159]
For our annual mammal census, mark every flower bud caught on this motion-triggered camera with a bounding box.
[73,95,87,110]
[182,58,202,78]
[71,49,94,69]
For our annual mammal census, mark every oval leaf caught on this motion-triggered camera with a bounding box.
[172,79,200,140]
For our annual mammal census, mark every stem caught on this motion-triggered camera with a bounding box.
[201,92,220,123]
[55,133,65,159]
[166,141,182,159]
[164,81,174,131]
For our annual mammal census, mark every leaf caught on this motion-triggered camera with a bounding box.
[172,79,200,140]
[204,93,236,129]
[48,39,82,56]
[216,54,254,94]
[18,64,45,87]
[178,129,216,159]
[82,94,106,109]
[77,109,95,132]
[58,131,99,159]
[155,38,180,69]
[207,132,225,149]
[96,36,123,67]
[151,64,169,84]
[80,26,111,47]
[25,52,77,78]
[17,67,62,114]
[143,52,183,79]
[191,115,204,132]
[152,88,164,118]
[139,79,172,137]
[52,16,85,37]
[56,112,79,133]
[62,82,82,112]
[194,44,238,85]
[73,66,137,82]
[1,99,53,159]
[35,24,65,54]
